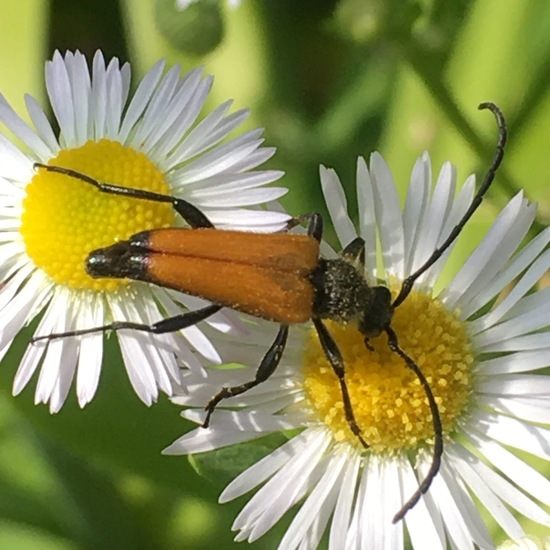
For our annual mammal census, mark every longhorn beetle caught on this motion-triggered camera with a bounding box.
[32,102,506,522]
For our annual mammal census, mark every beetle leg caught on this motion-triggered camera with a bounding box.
[31,304,222,343]
[203,324,289,427]
[341,237,366,268]
[33,163,213,228]
[313,317,369,449]
[285,212,323,242]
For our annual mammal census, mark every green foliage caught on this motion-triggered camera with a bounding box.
[189,434,289,486]
[155,0,225,55]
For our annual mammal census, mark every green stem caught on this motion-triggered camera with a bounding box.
[405,44,544,235]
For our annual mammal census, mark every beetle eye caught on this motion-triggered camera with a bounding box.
[360,285,393,337]
[373,285,392,303]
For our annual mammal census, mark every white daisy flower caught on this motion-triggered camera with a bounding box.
[0,50,287,412]
[165,141,550,546]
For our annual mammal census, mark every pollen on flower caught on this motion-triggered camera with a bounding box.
[302,290,473,453]
[20,140,174,292]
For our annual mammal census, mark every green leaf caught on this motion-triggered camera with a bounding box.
[189,433,288,487]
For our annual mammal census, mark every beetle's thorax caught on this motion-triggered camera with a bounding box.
[310,258,394,336]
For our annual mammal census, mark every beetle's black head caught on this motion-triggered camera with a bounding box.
[85,241,148,280]
[359,285,393,338]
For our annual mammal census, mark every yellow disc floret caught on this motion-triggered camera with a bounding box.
[302,289,473,453]
[20,140,174,292]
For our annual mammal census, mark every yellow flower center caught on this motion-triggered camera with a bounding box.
[302,289,473,453]
[20,140,174,292]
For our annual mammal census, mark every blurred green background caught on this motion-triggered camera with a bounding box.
[1,0,550,548]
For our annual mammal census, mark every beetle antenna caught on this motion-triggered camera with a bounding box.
[33,163,213,229]
[392,102,507,308]
[385,326,443,523]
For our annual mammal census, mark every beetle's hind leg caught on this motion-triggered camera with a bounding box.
[203,324,289,427]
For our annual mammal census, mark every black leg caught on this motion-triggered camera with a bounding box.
[203,324,289,427]
[313,318,369,449]
[34,163,214,229]
[31,304,223,343]
[341,237,365,268]
[385,326,443,523]
[285,212,323,242]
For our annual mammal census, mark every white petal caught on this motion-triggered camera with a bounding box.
[184,108,251,161]
[129,64,181,150]
[473,289,550,350]
[448,445,524,539]
[397,454,444,550]
[2,274,52,368]
[425,174,476,290]
[478,395,550,423]
[439,461,494,549]
[474,227,550,330]
[90,50,108,139]
[468,412,550,461]
[466,429,550,506]
[149,69,210,160]
[170,100,234,161]
[426,463,478,550]
[25,94,59,157]
[478,332,550,353]
[470,246,550,335]
[278,449,347,550]
[47,330,79,412]
[46,51,76,147]
[224,145,277,174]
[195,186,286,208]
[478,350,550,375]
[105,57,129,139]
[408,161,455,278]
[231,430,331,541]
[0,94,51,159]
[329,451,361,549]
[165,410,305,454]
[205,208,290,230]
[75,297,104,406]
[0,260,36,312]
[117,60,166,142]
[463,436,550,525]
[67,51,92,145]
[220,429,327,502]
[320,166,357,250]
[380,458,404,550]
[444,192,534,311]
[356,156,378,281]
[152,287,221,366]
[346,456,368,549]
[369,152,406,279]
[0,135,35,182]
[359,456,385,549]
[476,375,550,398]
[402,153,430,277]
[175,132,265,183]
[161,78,214,168]
[34,296,76,407]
